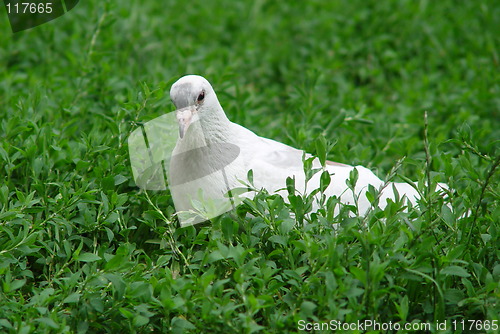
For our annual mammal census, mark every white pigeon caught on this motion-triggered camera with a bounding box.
[168,75,444,225]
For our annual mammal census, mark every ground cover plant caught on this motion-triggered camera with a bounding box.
[0,0,499,333]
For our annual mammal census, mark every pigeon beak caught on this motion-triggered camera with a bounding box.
[176,105,196,139]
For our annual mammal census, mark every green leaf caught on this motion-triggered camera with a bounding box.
[395,295,409,321]
[133,315,149,327]
[90,296,104,313]
[128,282,152,301]
[63,292,81,304]
[300,301,317,318]
[207,250,225,263]
[114,174,128,185]
[347,168,359,190]
[315,135,327,166]
[104,273,126,298]
[105,253,126,270]
[77,253,101,262]
[440,204,455,227]
[319,170,331,192]
[0,211,18,220]
[9,279,26,292]
[279,219,295,234]
[269,235,287,246]
[35,317,59,329]
[350,266,366,285]
[326,110,345,131]
[105,227,115,242]
[286,176,295,195]
[0,319,13,329]
[446,245,466,262]
[171,317,196,333]
[119,308,134,319]
[441,266,470,278]
[247,169,254,185]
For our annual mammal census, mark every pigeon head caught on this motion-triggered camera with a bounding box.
[170,75,223,139]
[170,75,213,109]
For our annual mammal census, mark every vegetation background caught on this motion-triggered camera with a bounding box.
[0,0,498,333]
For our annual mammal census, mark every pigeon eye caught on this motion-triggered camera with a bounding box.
[197,91,205,103]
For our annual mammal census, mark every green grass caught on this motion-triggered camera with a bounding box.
[0,0,499,333]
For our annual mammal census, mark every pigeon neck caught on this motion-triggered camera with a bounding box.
[199,105,231,143]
